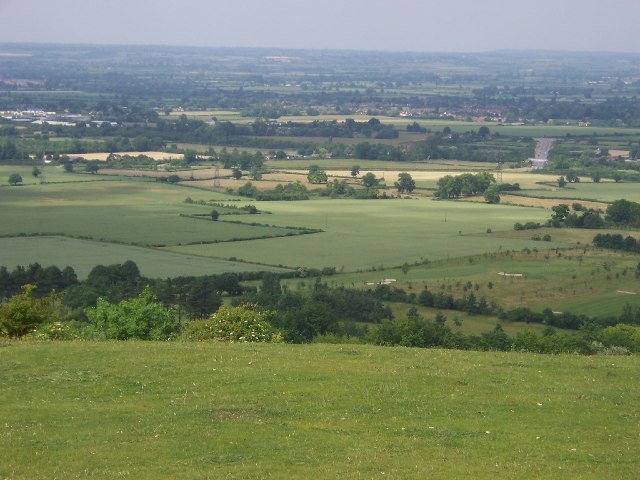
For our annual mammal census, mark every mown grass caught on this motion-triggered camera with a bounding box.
[1,341,638,479]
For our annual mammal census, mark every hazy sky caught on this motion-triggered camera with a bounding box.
[1,0,639,53]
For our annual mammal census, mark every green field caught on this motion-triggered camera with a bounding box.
[0,180,303,246]
[0,236,289,278]
[163,198,555,270]
[1,341,638,479]
[3,166,640,316]
[0,165,123,184]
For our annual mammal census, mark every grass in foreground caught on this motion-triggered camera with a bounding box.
[1,341,638,479]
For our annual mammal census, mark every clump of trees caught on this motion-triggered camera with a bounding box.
[434,172,496,198]
[605,199,640,228]
[593,233,640,254]
[549,204,604,228]
[236,181,309,201]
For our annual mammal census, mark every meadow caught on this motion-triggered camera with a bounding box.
[1,341,638,479]
[0,236,288,279]
[4,163,640,317]
[0,180,303,247]
[162,198,554,271]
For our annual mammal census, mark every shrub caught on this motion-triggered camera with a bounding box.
[84,287,179,340]
[182,304,274,342]
[0,284,59,338]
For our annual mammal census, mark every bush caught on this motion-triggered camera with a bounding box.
[182,304,274,342]
[84,287,179,340]
[0,284,59,338]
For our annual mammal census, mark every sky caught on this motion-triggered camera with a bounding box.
[0,0,639,53]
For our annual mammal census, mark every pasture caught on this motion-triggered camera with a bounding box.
[0,165,123,184]
[314,243,640,316]
[1,341,638,479]
[0,236,288,279]
[163,198,555,271]
[0,180,303,247]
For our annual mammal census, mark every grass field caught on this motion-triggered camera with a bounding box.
[0,180,303,247]
[286,240,640,317]
[163,198,556,270]
[0,236,289,278]
[1,341,638,479]
[3,167,640,317]
[0,165,123,184]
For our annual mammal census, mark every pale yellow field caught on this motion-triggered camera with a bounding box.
[70,151,183,161]
[490,195,608,211]
[189,172,319,191]
[98,167,233,180]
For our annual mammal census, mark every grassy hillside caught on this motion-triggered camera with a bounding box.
[1,341,638,479]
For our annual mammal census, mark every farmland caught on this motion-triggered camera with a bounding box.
[3,42,640,480]
[0,236,288,279]
[161,197,553,270]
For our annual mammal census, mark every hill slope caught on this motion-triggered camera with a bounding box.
[1,342,638,479]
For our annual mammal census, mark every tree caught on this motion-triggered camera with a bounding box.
[231,167,242,180]
[478,126,490,138]
[591,171,602,183]
[250,167,262,181]
[307,165,328,184]
[0,284,59,338]
[84,286,179,340]
[566,173,579,183]
[32,167,40,177]
[394,172,416,193]
[361,172,379,188]
[483,184,501,204]
[8,173,22,186]
[184,277,223,320]
[350,165,360,177]
[210,209,219,221]
[85,162,99,174]
[166,174,180,183]
[63,162,73,173]
[557,176,566,188]
[551,204,570,226]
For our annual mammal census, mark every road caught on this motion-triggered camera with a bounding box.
[531,138,555,169]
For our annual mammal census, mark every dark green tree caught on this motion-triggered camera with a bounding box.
[361,172,379,188]
[8,173,22,186]
[394,172,416,193]
[483,184,500,204]
[307,165,328,184]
